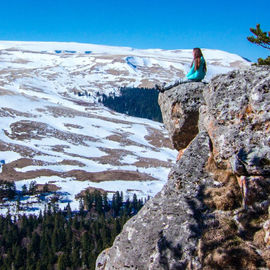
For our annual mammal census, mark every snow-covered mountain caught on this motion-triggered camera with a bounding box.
[0,41,250,97]
[0,41,251,215]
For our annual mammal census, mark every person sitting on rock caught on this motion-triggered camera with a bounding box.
[156,47,207,92]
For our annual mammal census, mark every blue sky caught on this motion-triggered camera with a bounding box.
[0,0,269,61]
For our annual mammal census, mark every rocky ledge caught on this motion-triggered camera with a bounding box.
[96,66,270,270]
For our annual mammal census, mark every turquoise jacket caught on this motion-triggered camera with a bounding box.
[186,56,206,81]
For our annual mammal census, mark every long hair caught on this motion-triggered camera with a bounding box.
[191,48,207,72]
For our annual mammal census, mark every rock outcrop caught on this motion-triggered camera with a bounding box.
[96,66,270,269]
[158,82,206,151]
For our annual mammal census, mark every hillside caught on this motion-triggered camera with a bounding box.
[0,41,251,215]
[0,41,250,96]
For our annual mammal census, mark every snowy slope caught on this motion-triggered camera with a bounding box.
[0,41,251,215]
[0,41,250,99]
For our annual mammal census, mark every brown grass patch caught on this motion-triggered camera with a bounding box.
[105,134,123,143]
[0,88,17,96]
[59,159,85,167]
[105,132,148,148]
[203,245,262,270]
[0,156,157,182]
[230,61,248,68]
[36,183,60,192]
[76,187,108,198]
[91,148,133,166]
[134,157,171,168]
[62,169,156,182]
[7,120,98,145]
[204,153,242,210]
[201,215,265,270]
[106,69,129,76]
[45,106,90,118]
[204,177,241,210]
[64,123,84,130]
[10,158,42,168]
[0,140,43,158]
[0,107,35,118]
[145,127,173,149]
[138,79,156,88]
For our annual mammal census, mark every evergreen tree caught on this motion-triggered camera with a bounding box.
[247,24,270,65]
[124,197,131,216]
[102,87,163,122]
[132,193,138,213]
[103,192,110,212]
[42,183,49,193]
[65,222,73,252]
[79,198,84,215]
[14,246,25,269]
[0,191,144,270]
[28,181,37,195]
[71,245,81,268]
[94,190,103,214]
[57,253,67,270]
[29,232,40,258]
[0,181,16,199]
[51,227,58,252]
[16,196,21,212]
[112,219,121,237]
[22,184,28,195]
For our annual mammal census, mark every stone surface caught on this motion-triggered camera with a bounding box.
[201,67,270,173]
[96,66,270,270]
[158,82,205,150]
[201,66,270,207]
[96,132,213,270]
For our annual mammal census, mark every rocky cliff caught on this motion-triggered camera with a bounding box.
[96,66,270,270]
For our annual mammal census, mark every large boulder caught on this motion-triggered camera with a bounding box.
[201,67,270,207]
[96,66,270,269]
[158,82,205,150]
[96,132,213,270]
[201,67,270,173]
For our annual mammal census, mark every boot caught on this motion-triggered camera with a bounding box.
[155,83,166,93]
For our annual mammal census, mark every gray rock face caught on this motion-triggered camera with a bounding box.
[96,132,213,270]
[201,67,270,174]
[201,67,270,208]
[96,66,270,269]
[158,82,206,150]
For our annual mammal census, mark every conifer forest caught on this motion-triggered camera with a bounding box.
[0,186,144,270]
[101,87,163,122]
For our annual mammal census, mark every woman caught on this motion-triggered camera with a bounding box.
[156,48,207,92]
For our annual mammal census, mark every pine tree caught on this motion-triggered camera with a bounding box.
[79,198,84,215]
[132,193,138,213]
[57,254,67,270]
[14,246,25,269]
[65,222,72,252]
[94,191,103,214]
[22,184,28,195]
[71,245,81,268]
[28,181,37,195]
[66,202,72,218]
[29,232,40,258]
[247,24,270,65]
[112,219,121,238]
[0,190,144,270]
[16,196,21,212]
[124,197,129,214]
[103,193,110,212]
[51,227,58,252]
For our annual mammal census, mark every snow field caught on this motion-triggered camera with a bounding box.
[0,41,251,215]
